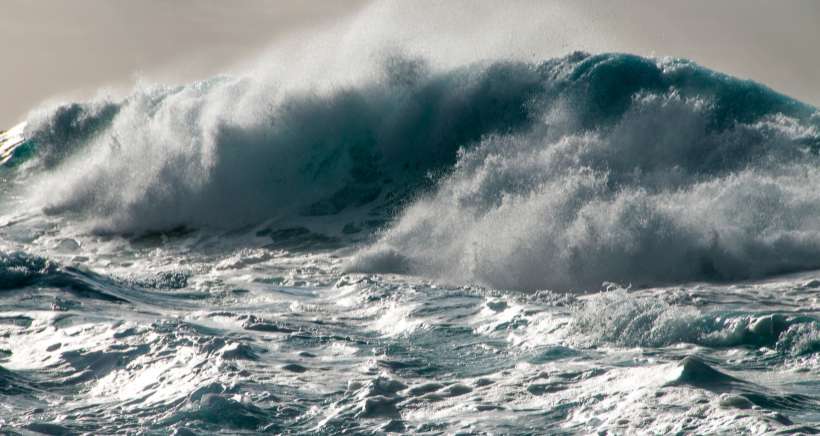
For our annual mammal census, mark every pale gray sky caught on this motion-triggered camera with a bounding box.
[0,0,368,126]
[1,1,818,127]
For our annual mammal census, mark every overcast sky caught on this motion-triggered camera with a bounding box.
[0,0,368,126]
[1,1,818,127]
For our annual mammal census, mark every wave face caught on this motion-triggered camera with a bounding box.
[14,52,820,290]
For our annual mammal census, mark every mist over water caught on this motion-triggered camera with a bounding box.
[2,2,820,434]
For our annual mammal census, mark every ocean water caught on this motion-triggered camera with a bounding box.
[1,49,820,434]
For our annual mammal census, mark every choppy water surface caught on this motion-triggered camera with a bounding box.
[1,228,819,434]
[1,50,820,434]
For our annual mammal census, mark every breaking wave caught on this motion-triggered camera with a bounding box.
[17,56,542,232]
[11,52,820,290]
[348,53,820,290]
[571,288,820,355]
